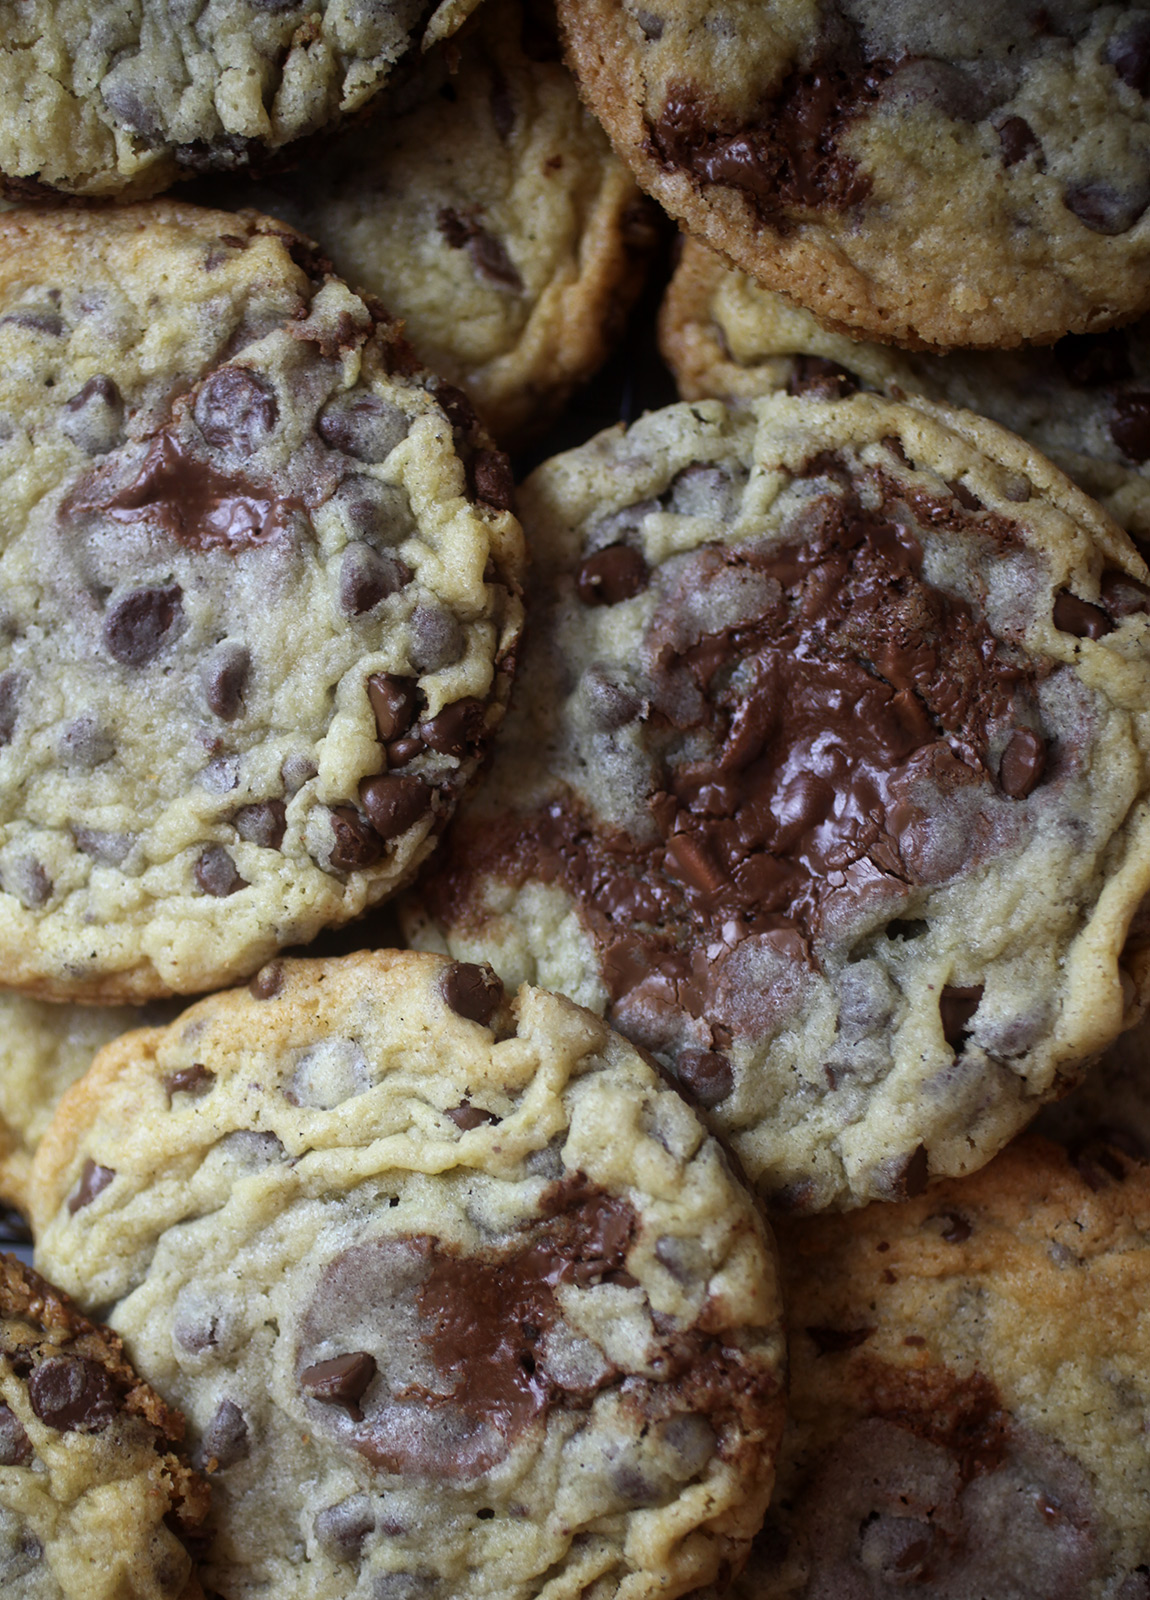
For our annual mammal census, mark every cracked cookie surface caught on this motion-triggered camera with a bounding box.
[0,1252,208,1600]
[0,0,482,200]
[0,202,523,1003]
[403,392,1150,1209]
[559,0,1150,346]
[29,949,784,1600]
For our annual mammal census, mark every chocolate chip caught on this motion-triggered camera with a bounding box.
[300,1352,377,1419]
[0,669,21,745]
[194,845,246,897]
[899,1143,930,1199]
[367,673,418,742]
[1101,569,1150,617]
[318,391,409,462]
[805,1325,874,1354]
[634,7,663,38]
[360,774,432,839]
[1064,179,1150,235]
[316,1494,376,1561]
[67,1157,115,1213]
[939,986,982,1048]
[419,697,485,756]
[202,1398,249,1468]
[234,800,286,849]
[338,542,411,615]
[996,115,1040,166]
[72,827,133,866]
[1053,591,1114,639]
[1055,330,1133,388]
[194,367,278,454]
[676,1048,733,1107]
[440,961,504,1025]
[104,585,183,666]
[999,727,1046,799]
[1110,392,1150,460]
[408,605,464,673]
[60,374,123,455]
[472,449,516,510]
[332,475,416,546]
[431,380,480,436]
[438,209,524,292]
[386,734,425,767]
[787,354,858,399]
[447,1098,499,1130]
[3,855,51,908]
[249,961,284,999]
[328,806,382,872]
[0,1401,31,1465]
[58,713,113,767]
[577,545,648,605]
[165,1063,215,1100]
[1,308,63,336]
[937,1211,972,1244]
[1108,16,1150,94]
[281,753,317,794]
[29,1356,117,1432]
[490,69,515,140]
[202,641,250,719]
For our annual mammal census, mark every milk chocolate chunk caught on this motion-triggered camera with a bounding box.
[1101,569,1150,617]
[338,542,411,615]
[440,961,503,1025]
[104,585,183,666]
[1110,392,1150,460]
[939,987,983,1048]
[194,367,278,454]
[787,355,858,399]
[1064,179,1150,235]
[202,1398,249,1468]
[328,806,382,872]
[28,1355,117,1432]
[165,1063,215,1099]
[438,208,524,292]
[72,827,133,865]
[937,1211,972,1243]
[1053,591,1114,639]
[473,449,516,511]
[61,373,123,455]
[315,1494,375,1561]
[999,728,1047,799]
[202,641,250,719]
[446,1099,499,1130]
[367,673,419,742]
[59,713,114,767]
[360,775,432,839]
[805,1324,874,1355]
[420,697,485,757]
[577,544,648,605]
[194,845,246,897]
[234,799,287,849]
[0,1401,31,1465]
[301,1352,378,1418]
[676,1048,734,1107]
[997,115,1040,166]
[249,960,284,999]
[67,1157,114,1213]
[0,669,21,745]
[408,605,464,672]
[1108,15,1150,94]
[318,391,409,462]
[385,735,424,768]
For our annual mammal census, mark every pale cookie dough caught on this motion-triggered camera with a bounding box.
[0,0,484,200]
[29,949,786,1600]
[402,392,1150,1210]
[558,0,1150,348]
[0,202,524,1004]
[660,235,1150,544]
[727,1135,1150,1599]
[0,1252,209,1600]
[203,0,658,448]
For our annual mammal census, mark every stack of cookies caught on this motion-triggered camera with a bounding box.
[1,2,1149,1595]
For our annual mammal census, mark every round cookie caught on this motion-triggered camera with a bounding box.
[29,949,786,1600]
[729,1134,1150,1598]
[200,0,659,449]
[0,1252,209,1599]
[559,0,1150,349]
[402,391,1150,1211]
[660,236,1150,543]
[0,0,484,201]
[0,201,524,1004]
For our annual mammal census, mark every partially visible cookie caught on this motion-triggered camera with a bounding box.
[559,0,1150,348]
[660,236,1150,544]
[0,1252,209,1599]
[730,1135,1150,1597]
[0,0,484,200]
[203,0,659,449]
[1035,1010,1150,1168]
[0,201,523,1003]
[403,392,1150,1210]
[30,949,785,1600]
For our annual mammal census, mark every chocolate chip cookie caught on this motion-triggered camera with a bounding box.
[0,201,523,1003]
[732,1134,1150,1598]
[0,1252,209,1599]
[0,0,484,201]
[29,949,785,1600]
[560,1,1150,347]
[200,0,658,449]
[661,235,1150,545]
[402,391,1150,1210]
